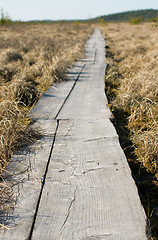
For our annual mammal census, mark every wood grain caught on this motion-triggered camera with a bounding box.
[0,121,57,239]
[32,119,147,240]
[29,63,85,120]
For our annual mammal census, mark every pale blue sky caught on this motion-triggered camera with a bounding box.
[1,0,158,21]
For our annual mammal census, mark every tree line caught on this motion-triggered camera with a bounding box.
[95,9,158,23]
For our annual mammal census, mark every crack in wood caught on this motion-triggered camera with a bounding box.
[82,234,113,240]
[64,121,75,137]
[87,167,105,173]
[84,136,118,143]
[60,187,77,235]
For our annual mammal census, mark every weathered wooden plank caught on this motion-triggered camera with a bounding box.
[0,120,57,240]
[29,63,85,120]
[31,119,147,240]
[57,30,112,120]
[31,30,147,240]
[57,63,112,120]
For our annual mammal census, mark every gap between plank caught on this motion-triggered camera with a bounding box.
[54,64,86,120]
[28,119,60,240]
[93,49,97,64]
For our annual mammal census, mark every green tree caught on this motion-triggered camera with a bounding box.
[0,8,12,24]
[152,17,158,22]
[98,17,107,25]
[73,20,79,28]
[130,17,142,25]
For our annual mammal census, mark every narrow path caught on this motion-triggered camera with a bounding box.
[0,29,147,240]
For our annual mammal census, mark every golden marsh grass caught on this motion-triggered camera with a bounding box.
[100,22,158,174]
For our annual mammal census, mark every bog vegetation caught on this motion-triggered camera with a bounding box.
[0,21,93,213]
[99,22,158,238]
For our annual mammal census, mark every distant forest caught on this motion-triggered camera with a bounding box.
[95,9,158,22]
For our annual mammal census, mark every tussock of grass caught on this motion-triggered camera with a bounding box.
[0,101,28,170]
[100,22,158,239]
[15,77,39,107]
[5,51,23,62]
[0,67,14,83]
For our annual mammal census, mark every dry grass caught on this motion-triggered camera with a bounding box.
[100,22,158,238]
[100,22,158,173]
[0,22,93,210]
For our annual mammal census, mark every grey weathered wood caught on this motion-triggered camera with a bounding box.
[29,63,85,120]
[0,120,57,239]
[32,119,147,240]
[0,29,147,240]
[57,30,111,120]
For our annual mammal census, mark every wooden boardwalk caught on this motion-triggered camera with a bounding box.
[0,29,147,240]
